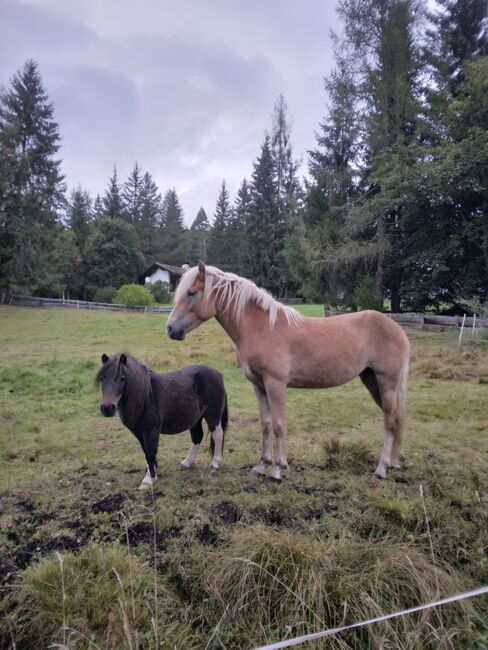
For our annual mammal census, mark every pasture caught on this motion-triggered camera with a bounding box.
[0,305,487,649]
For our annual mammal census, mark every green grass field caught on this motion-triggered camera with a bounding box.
[0,305,487,649]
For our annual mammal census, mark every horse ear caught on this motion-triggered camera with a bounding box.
[101,353,109,364]
[197,260,206,281]
[119,353,127,366]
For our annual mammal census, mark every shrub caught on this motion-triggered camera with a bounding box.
[148,280,171,304]
[93,286,116,304]
[353,275,383,311]
[113,284,154,307]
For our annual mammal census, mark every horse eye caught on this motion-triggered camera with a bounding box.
[187,289,197,298]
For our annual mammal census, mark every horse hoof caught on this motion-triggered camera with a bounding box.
[374,470,387,480]
[265,475,282,485]
[180,462,192,470]
[210,463,220,472]
[138,482,151,490]
[251,462,269,477]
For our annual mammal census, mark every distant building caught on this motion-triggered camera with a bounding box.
[139,263,184,292]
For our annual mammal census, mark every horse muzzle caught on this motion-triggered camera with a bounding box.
[167,323,185,340]
[100,403,117,417]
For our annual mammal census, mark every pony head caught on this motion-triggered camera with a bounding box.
[167,261,216,340]
[96,353,128,416]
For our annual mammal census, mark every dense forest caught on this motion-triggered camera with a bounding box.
[1,0,487,310]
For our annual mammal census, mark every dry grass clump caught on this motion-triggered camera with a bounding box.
[8,545,178,649]
[323,436,376,472]
[204,526,473,649]
[410,343,488,382]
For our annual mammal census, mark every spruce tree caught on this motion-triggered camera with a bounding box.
[156,188,188,264]
[246,135,283,294]
[84,219,144,291]
[138,171,162,263]
[103,167,123,219]
[122,162,145,227]
[208,180,233,269]
[230,179,252,275]
[189,207,210,263]
[271,95,303,295]
[67,186,92,252]
[0,59,65,293]
[93,194,104,220]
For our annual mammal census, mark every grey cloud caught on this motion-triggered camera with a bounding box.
[1,0,339,223]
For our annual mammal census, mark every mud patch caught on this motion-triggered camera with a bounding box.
[15,535,81,569]
[89,493,126,514]
[196,524,219,546]
[249,505,299,529]
[305,501,338,521]
[211,501,240,525]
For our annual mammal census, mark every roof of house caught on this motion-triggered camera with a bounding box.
[142,262,184,277]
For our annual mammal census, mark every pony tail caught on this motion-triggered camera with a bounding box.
[210,391,228,456]
[221,391,228,433]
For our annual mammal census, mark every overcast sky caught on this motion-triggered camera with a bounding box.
[0,1,340,224]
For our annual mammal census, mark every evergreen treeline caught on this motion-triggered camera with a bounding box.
[1,0,487,309]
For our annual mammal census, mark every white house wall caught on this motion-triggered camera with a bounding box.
[145,269,170,285]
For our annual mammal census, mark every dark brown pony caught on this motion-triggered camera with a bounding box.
[167,262,410,481]
[96,353,228,489]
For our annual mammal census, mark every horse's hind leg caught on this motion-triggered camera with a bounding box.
[360,368,382,408]
[181,421,203,469]
[250,385,274,477]
[375,382,405,479]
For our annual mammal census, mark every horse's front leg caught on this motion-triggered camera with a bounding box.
[263,377,288,482]
[251,384,274,476]
[139,430,159,490]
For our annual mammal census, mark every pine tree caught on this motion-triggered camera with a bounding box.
[93,194,104,220]
[309,0,423,309]
[103,167,123,219]
[230,179,252,275]
[84,219,144,290]
[271,95,303,294]
[305,56,360,302]
[156,188,188,264]
[122,162,144,226]
[246,135,283,294]
[208,180,233,269]
[67,186,92,251]
[138,171,162,263]
[189,207,210,263]
[0,59,65,293]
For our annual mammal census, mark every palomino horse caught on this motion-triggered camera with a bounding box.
[167,262,410,481]
[97,353,228,489]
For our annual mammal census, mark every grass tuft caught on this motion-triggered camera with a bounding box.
[203,526,473,648]
[9,545,176,649]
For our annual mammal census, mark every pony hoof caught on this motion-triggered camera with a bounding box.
[374,470,387,480]
[265,475,282,485]
[180,461,192,470]
[210,463,220,472]
[389,462,402,470]
[138,482,152,490]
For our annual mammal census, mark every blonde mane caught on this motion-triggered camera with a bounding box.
[175,265,303,328]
